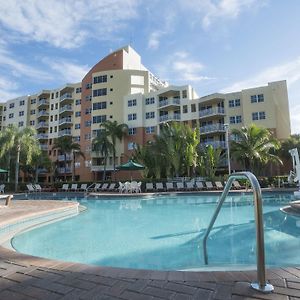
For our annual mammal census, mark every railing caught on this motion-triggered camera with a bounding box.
[36,122,48,129]
[202,172,274,293]
[159,113,181,122]
[38,99,49,106]
[200,141,226,149]
[60,93,73,101]
[199,123,225,134]
[59,105,72,113]
[158,98,180,107]
[39,144,48,150]
[37,111,49,117]
[57,167,71,174]
[199,107,225,118]
[36,134,48,139]
[59,117,72,125]
[58,129,72,137]
[58,154,72,161]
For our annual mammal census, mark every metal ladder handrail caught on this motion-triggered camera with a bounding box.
[202,171,274,293]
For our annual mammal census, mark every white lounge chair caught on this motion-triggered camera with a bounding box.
[176,182,185,191]
[118,182,125,193]
[61,184,69,192]
[124,181,133,193]
[101,183,108,191]
[155,182,164,192]
[215,181,223,190]
[27,184,35,193]
[145,183,154,192]
[131,181,142,193]
[79,184,88,191]
[70,184,78,191]
[186,182,194,191]
[166,182,174,191]
[34,184,42,192]
[195,181,205,190]
[205,181,214,190]
[107,183,116,192]
[0,184,5,194]
[233,180,243,189]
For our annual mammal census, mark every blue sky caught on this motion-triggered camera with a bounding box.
[0,0,300,133]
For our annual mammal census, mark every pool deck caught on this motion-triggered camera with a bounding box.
[1,200,300,299]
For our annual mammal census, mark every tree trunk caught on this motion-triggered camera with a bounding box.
[103,156,107,181]
[35,166,39,183]
[72,151,75,181]
[15,144,20,192]
[112,148,116,180]
[64,153,67,182]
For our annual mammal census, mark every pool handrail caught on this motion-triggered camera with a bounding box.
[202,171,274,294]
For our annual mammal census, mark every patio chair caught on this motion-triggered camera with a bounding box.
[100,183,108,191]
[118,182,125,193]
[145,183,154,192]
[34,184,42,192]
[233,180,243,189]
[61,184,69,192]
[205,181,215,190]
[215,181,224,190]
[176,182,185,191]
[89,183,101,192]
[131,181,142,193]
[186,181,194,191]
[155,182,164,192]
[124,181,132,193]
[27,184,35,193]
[195,181,205,190]
[166,182,174,191]
[70,184,78,191]
[78,184,88,192]
[107,183,116,192]
[0,184,5,194]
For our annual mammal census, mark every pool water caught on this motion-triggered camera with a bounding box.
[12,193,300,270]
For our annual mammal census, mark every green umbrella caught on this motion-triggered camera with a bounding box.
[0,168,8,173]
[117,160,145,180]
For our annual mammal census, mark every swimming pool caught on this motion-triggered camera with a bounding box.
[11,192,300,270]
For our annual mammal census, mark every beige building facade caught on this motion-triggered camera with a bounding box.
[0,46,291,181]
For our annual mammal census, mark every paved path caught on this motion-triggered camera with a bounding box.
[1,200,300,299]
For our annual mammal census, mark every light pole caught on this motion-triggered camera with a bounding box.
[224,123,231,175]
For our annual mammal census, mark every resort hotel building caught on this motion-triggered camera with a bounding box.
[0,46,291,182]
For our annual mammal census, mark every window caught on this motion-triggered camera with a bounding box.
[259,111,266,119]
[183,105,188,113]
[55,115,58,121]
[128,128,137,135]
[251,95,257,103]
[3,107,6,111]
[75,87,82,93]
[93,88,107,97]
[51,93,54,99]
[31,98,36,104]
[92,115,107,124]
[9,113,14,118]
[85,133,91,140]
[128,142,136,150]
[128,99,137,107]
[145,112,155,119]
[191,104,196,112]
[56,92,58,98]
[50,116,53,122]
[128,113,137,121]
[251,94,264,103]
[18,121,24,127]
[85,108,92,115]
[75,99,81,105]
[30,120,35,126]
[75,124,80,129]
[145,97,155,105]
[86,83,92,89]
[85,121,91,127]
[51,104,54,110]
[55,103,58,109]
[75,111,81,117]
[182,90,187,98]
[93,101,107,110]
[50,127,53,133]
[19,111,24,116]
[85,95,92,101]
[9,103,14,109]
[73,136,80,142]
[19,100,25,106]
[235,99,240,106]
[230,115,242,124]
[145,126,155,134]
[30,109,35,115]
[93,75,107,84]
[54,126,57,132]
[229,100,234,107]
[252,112,259,120]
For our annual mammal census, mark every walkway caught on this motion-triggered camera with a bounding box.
[0,200,300,299]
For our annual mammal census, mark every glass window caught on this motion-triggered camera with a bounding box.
[191,104,196,112]
[92,115,107,124]
[146,112,155,119]
[251,95,257,103]
[19,100,25,106]
[145,97,155,105]
[30,109,35,115]
[75,111,81,117]
[259,111,266,119]
[75,87,82,93]
[93,102,107,110]
[128,113,137,121]
[229,116,236,124]
[85,121,91,127]
[229,100,234,107]
[30,120,35,126]
[145,126,155,134]
[93,88,107,97]
[236,115,242,123]
[182,90,187,98]
[183,105,188,113]
[9,103,14,109]
[93,75,107,84]
[257,94,264,102]
[252,112,259,120]
[128,99,137,107]
[19,111,24,116]
[75,99,81,105]
[75,124,80,129]
[31,98,36,104]
[235,99,240,106]
[128,128,137,135]
[18,121,24,127]
[85,108,92,115]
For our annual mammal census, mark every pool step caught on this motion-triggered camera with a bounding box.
[281,200,300,216]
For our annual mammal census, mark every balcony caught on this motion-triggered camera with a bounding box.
[57,167,71,174]
[59,117,72,126]
[59,105,73,114]
[37,168,48,174]
[58,129,72,137]
[36,134,48,140]
[199,124,226,134]
[36,122,48,130]
[199,107,225,119]
[159,113,181,123]
[58,154,72,161]
[39,144,48,151]
[158,98,180,108]
[91,165,114,172]
[37,111,49,118]
[200,141,226,149]
[37,99,49,108]
[60,93,73,103]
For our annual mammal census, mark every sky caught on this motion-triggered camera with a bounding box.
[0,0,300,133]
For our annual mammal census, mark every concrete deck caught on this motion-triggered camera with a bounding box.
[0,200,300,299]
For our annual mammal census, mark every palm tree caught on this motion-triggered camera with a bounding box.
[100,120,128,177]
[52,136,82,181]
[72,149,85,181]
[0,125,40,191]
[92,131,113,181]
[230,124,282,174]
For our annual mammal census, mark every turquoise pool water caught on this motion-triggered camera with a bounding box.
[12,193,300,270]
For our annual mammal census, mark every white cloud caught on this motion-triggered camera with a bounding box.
[0,0,139,49]
[0,76,20,101]
[291,105,300,134]
[179,0,266,29]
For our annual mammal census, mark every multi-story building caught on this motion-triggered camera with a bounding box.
[0,46,291,181]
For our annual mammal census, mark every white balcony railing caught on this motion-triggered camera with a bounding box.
[37,111,49,117]
[57,167,71,174]
[199,107,225,118]
[200,124,226,134]
[36,122,48,129]
[58,129,72,137]
[200,141,227,149]
[39,144,48,150]
[159,113,181,122]
[58,154,72,161]
[59,117,72,125]
[60,93,73,102]
[59,105,72,114]
[158,98,180,108]
[36,134,48,140]
[38,99,49,106]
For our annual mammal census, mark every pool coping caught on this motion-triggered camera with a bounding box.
[1,199,300,299]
